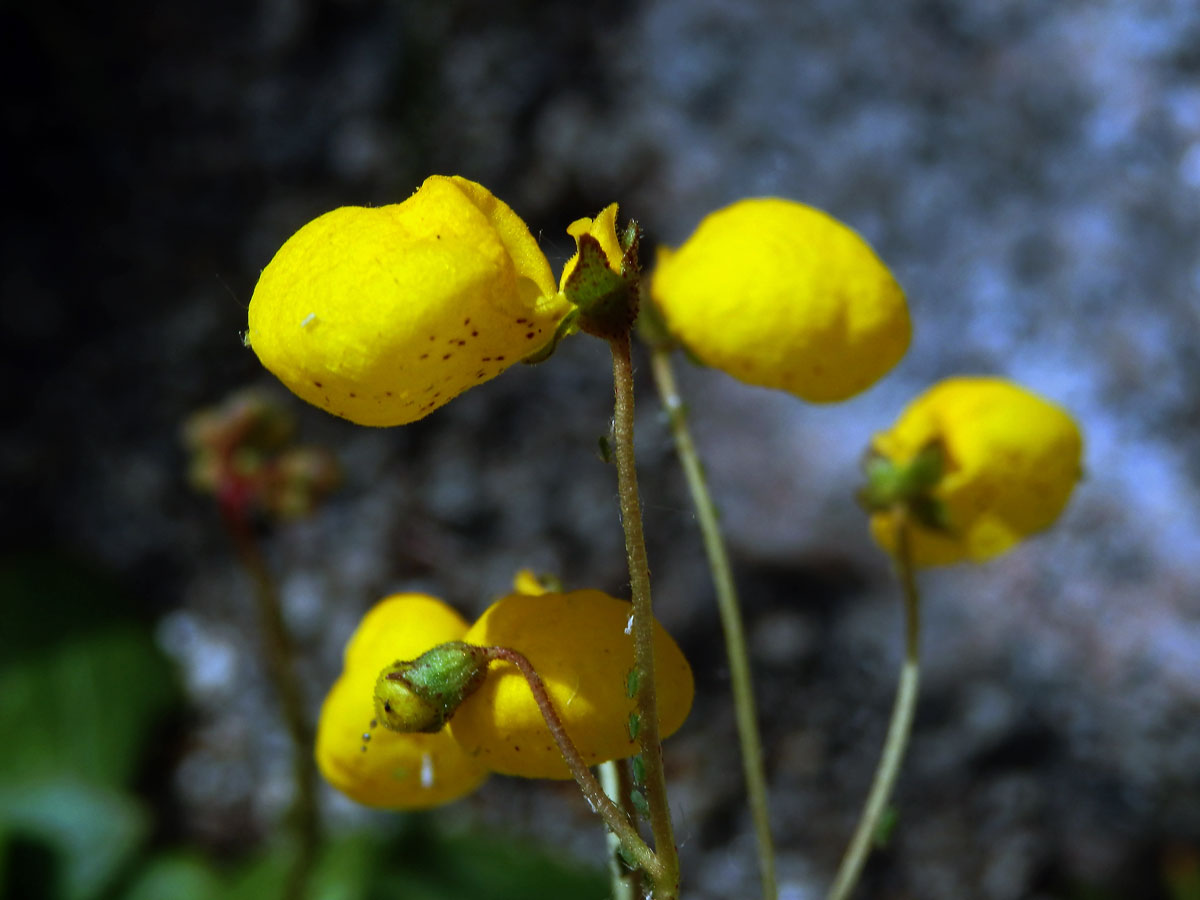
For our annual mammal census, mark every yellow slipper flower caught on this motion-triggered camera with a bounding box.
[449,590,694,779]
[247,176,572,426]
[868,377,1084,566]
[315,593,489,808]
[650,198,911,402]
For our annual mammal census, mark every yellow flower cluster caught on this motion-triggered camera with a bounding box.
[867,377,1083,567]
[249,179,914,422]
[316,585,693,807]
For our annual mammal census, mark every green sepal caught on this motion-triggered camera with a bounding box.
[522,308,580,364]
[373,641,490,734]
[627,711,641,741]
[858,440,951,534]
[563,234,641,340]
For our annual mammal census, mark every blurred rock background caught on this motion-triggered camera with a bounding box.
[3,0,1200,898]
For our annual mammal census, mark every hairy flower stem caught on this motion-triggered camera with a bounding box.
[649,347,778,900]
[482,646,662,882]
[599,760,644,900]
[826,520,922,900]
[221,503,319,900]
[609,333,681,899]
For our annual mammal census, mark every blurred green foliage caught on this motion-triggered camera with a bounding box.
[0,553,606,900]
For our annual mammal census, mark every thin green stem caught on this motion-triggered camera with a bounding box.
[483,647,662,883]
[648,347,778,900]
[599,760,644,900]
[224,511,319,900]
[826,520,922,900]
[609,333,681,900]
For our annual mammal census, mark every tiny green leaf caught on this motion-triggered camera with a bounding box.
[631,755,646,786]
[625,668,639,698]
[629,789,650,818]
[872,806,899,848]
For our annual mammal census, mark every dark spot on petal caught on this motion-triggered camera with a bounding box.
[419,353,429,360]
[515,318,528,324]
[525,332,535,339]
[471,330,478,337]
[463,318,470,325]
[495,356,505,361]
[349,392,357,397]
[313,381,323,388]
[442,353,452,360]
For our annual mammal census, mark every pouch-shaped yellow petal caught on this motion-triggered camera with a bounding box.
[248,176,571,427]
[650,198,910,402]
[315,593,489,808]
[869,377,1083,566]
[449,590,694,779]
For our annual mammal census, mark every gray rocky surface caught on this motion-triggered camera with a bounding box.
[5,0,1200,896]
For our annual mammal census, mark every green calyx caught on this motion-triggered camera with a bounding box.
[373,641,490,734]
[563,222,643,340]
[858,440,952,532]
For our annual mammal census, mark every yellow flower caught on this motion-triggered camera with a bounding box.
[869,377,1084,566]
[247,175,572,427]
[315,594,489,808]
[449,590,693,779]
[559,203,624,289]
[649,198,911,402]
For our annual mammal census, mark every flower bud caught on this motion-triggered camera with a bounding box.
[867,377,1083,566]
[449,590,693,779]
[315,594,489,809]
[373,642,490,734]
[247,176,572,426]
[650,198,910,402]
[559,204,642,339]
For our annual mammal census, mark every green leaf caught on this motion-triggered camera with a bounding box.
[0,627,178,788]
[120,854,224,900]
[0,780,146,900]
[373,821,605,900]
[0,553,180,790]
